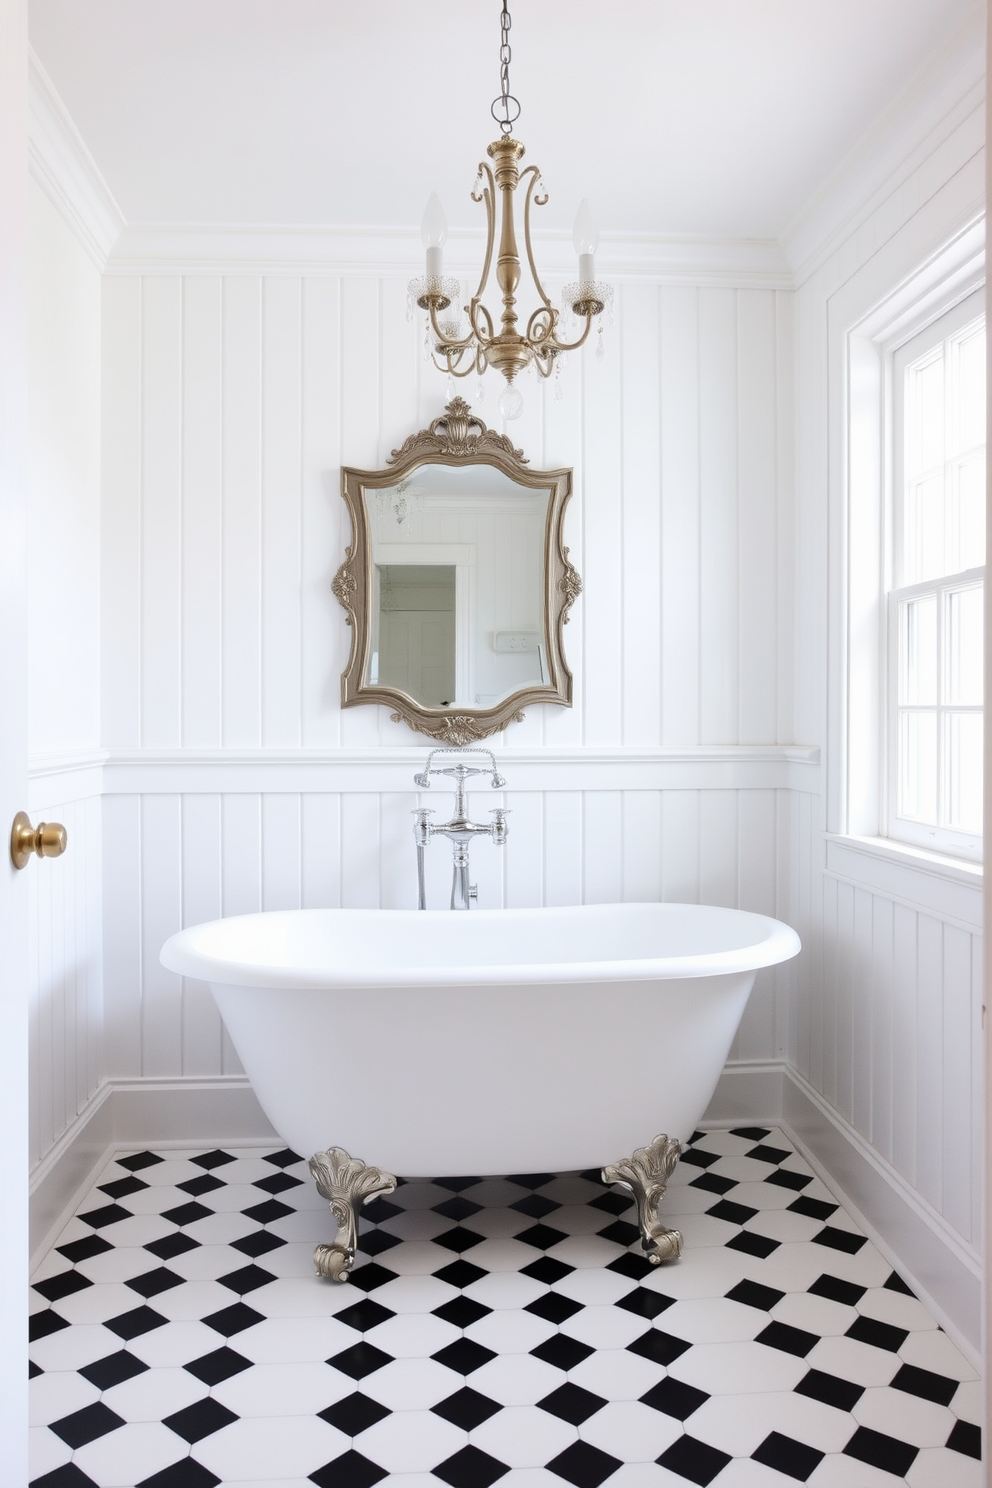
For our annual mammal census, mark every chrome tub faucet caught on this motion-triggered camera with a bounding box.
[412,748,509,910]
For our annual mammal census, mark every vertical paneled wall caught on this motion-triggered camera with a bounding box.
[790,98,985,1253]
[97,267,798,1091]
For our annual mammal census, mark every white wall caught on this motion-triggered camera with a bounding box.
[27,178,103,1168]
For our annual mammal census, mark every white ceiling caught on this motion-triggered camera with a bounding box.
[28,0,983,241]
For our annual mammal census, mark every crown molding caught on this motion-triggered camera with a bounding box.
[27,50,124,268]
[782,10,985,287]
[104,221,792,287]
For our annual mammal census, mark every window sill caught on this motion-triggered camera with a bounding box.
[824,834,982,929]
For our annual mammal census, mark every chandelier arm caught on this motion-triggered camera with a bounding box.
[520,165,555,313]
[425,297,476,354]
[548,307,599,355]
[525,304,557,347]
[471,165,497,305]
[469,296,496,346]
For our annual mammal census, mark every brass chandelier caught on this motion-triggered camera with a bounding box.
[407,1,612,420]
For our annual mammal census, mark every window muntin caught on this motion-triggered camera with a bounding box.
[888,293,985,860]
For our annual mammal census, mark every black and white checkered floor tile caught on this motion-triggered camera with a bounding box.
[29,1127,981,1487]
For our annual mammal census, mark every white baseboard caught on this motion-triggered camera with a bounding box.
[30,1065,981,1370]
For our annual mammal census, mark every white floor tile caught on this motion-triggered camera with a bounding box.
[856,1286,941,1334]
[462,1268,546,1311]
[360,1356,463,1411]
[469,1403,578,1466]
[853,1383,958,1448]
[667,1338,809,1395]
[235,1313,356,1364]
[770,1291,858,1337]
[364,1311,461,1359]
[28,1368,101,1425]
[468,1352,565,1407]
[658,1296,767,1345]
[905,1445,983,1487]
[568,1346,665,1402]
[126,1318,224,1369]
[30,1322,121,1372]
[212,1360,354,1417]
[73,1421,187,1487]
[28,1425,73,1479]
[898,1329,979,1380]
[579,1398,683,1462]
[464,1306,557,1354]
[552,1266,640,1308]
[192,1413,349,1479]
[354,1407,467,1472]
[103,1364,209,1421]
[805,1334,902,1388]
[690,1387,856,1456]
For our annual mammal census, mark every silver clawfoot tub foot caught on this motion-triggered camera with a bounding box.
[602,1134,684,1265]
[308,1147,398,1282]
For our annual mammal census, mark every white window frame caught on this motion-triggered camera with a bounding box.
[884,291,985,861]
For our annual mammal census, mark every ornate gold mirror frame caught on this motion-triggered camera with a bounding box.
[333,399,580,744]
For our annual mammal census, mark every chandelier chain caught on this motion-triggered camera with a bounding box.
[490,1,520,134]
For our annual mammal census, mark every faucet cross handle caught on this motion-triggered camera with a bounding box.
[413,746,506,790]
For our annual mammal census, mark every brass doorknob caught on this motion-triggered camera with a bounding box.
[10,812,68,870]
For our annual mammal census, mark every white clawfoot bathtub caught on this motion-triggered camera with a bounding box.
[160,902,800,1176]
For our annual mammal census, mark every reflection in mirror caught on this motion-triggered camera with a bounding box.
[334,399,580,744]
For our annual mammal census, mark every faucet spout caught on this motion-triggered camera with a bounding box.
[413,749,509,909]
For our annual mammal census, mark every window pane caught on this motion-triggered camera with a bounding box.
[944,712,983,834]
[904,474,945,584]
[898,711,938,823]
[908,351,944,472]
[952,451,986,571]
[899,595,937,705]
[944,584,983,706]
[953,320,986,452]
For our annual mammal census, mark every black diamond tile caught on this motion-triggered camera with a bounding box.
[765,1168,813,1193]
[163,1396,239,1443]
[510,1192,561,1219]
[947,1419,981,1459]
[679,1148,720,1169]
[795,1368,864,1412]
[50,1401,126,1448]
[319,1391,391,1435]
[262,1146,302,1168]
[731,1126,771,1140]
[434,1194,485,1222]
[33,1270,93,1303]
[56,1234,113,1264]
[361,1195,403,1224]
[117,1151,164,1172]
[845,1315,908,1352]
[727,1230,780,1258]
[191,1149,237,1170]
[202,1302,265,1337]
[177,1173,225,1197]
[588,1189,630,1215]
[360,1228,402,1257]
[888,1362,957,1406]
[78,1203,133,1228]
[436,1175,483,1192]
[242,1198,294,1224]
[752,1431,824,1482]
[627,1328,692,1366]
[808,1273,866,1306]
[517,1222,570,1250]
[104,1305,168,1340]
[616,1287,675,1320]
[578,1168,604,1183]
[788,1195,838,1221]
[434,1226,486,1253]
[526,1291,584,1325]
[328,1341,395,1379]
[230,1229,286,1258]
[126,1267,184,1299]
[884,1269,915,1296]
[432,1337,497,1375]
[547,1440,623,1488]
[253,1170,303,1195]
[434,1295,493,1329]
[606,1252,656,1282]
[29,1309,69,1341]
[432,1385,503,1430]
[657,1435,732,1486]
[435,1258,488,1290]
[688,1171,737,1195]
[310,1453,388,1488]
[80,1350,149,1390]
[747,1143,791,1165]
[144,1232,200,1261]
[707,1198,759,1226]
[29,1359,43,1378]
[137,1462,222,1488]
[531,1333,594,1371]
[507,1172,555,1189]
[520,1255,574,1286]
[538,1381,607,1425]
[217,1264,276,1295]
[595,1219,640,1248]
[161,1201,213,1227]
[347,1262,399,1293]
[99,1175,150,1200]
[337,1298,395,1332]
[434,1445,510,1488]
[726,1279,785,1312]
[28,1467,101,1488]
[843,1426,918,1477]
[641,1375,709,1420]
[812,1225,867,1254]
[756,1321,820,1358]
[183,1346,253,1385]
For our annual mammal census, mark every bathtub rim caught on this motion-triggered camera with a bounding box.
[160,902,801,991]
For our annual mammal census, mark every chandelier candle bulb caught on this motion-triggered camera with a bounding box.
[573,198,599,286]
[421,192,448,278]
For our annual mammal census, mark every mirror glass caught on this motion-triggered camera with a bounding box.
[334,399,580,744]
[365,463,551,709]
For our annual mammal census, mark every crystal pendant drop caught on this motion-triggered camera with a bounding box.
[553,358,564,403]
[475,377,485,403]
[497,381,524,420]
[422,321,432,363]
[596,320,605,361]
[446,373,457,401]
